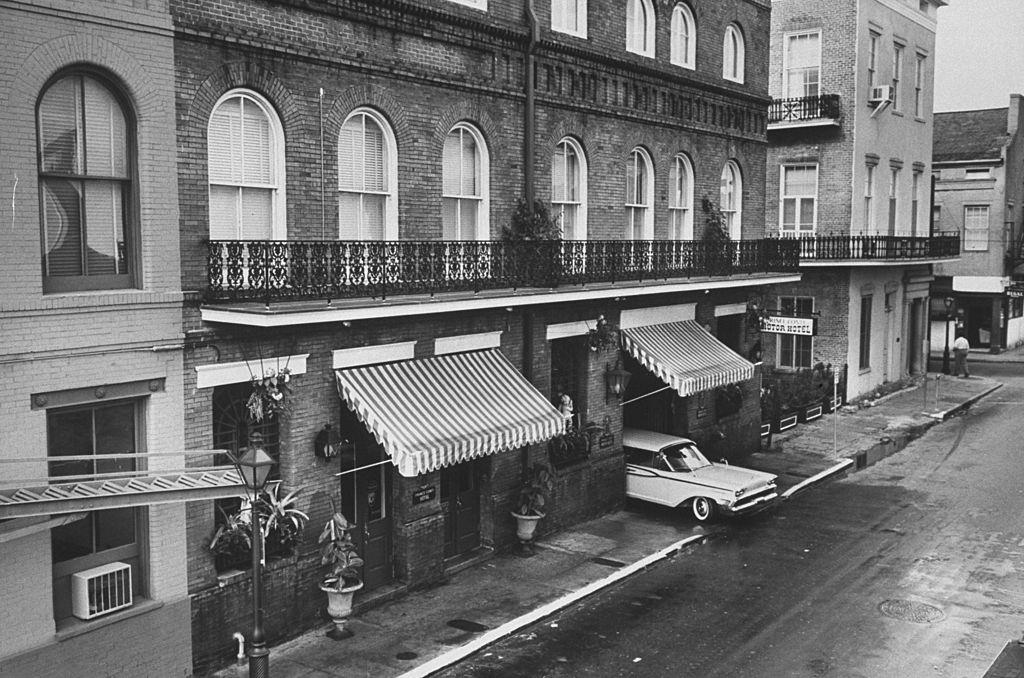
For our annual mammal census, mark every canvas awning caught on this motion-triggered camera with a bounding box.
[621,320,754,398]
[335,349,565,477]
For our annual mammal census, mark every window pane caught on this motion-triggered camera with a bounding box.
[83,76,127,178]
[52,518,93,563]
[239,187,273,239]
[95,508,136,551]
[799,198,815,226]
[442,197,458,239]
[209,98,241,185]
[443,133,462,196]
[93,402,136,475]
[780,333,794,367]
[42,179,84,277]
[48,408,94,478]
[461,132,478,196]
[338,121,362,190]
[209,185,240,240]
[363,194,386,240]
[84,181,125,275]
[39,76,83,175]
[338,192,360,240]
[552,148,566,201]
[364,119,385,192]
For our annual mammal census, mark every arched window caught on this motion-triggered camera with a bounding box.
[669,154,694,240]
[671,4,697,69]
[338,108,398,240]
[626,0,655,57]
[723,24,745,83]
[552,137,588,240]
[626,147,654,240]
[442,123,488,240]
[720,160,743,239]
[208,89,286,241]
[38,71,135,292]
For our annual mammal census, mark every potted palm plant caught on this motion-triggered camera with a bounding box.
[510,464,553,555]
[318,509,364,640]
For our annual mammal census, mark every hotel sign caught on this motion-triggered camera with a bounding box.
[759,314,817,336]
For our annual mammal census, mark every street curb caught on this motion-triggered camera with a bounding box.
[397,533,708,678]
[932,382,1003,421]
[780,459,855,501]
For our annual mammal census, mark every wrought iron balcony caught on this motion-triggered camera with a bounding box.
[769,234,960,262]
[205,239,801,303]
[768,94,842,129]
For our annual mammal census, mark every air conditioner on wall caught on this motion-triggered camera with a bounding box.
[71,561,133,620]
[868,85,893,105]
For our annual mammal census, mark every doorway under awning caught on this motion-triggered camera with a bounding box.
[334,349,566,477]
[621,320,754,398]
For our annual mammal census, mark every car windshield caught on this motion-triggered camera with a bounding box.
[661,443,711,472]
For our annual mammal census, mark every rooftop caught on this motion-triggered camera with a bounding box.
[933,108,1009,163]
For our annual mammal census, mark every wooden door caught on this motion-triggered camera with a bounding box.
[440,462,481,559]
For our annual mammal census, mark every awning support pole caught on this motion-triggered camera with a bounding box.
[619,384,675,407]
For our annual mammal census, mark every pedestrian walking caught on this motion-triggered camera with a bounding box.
[953,333,971,377]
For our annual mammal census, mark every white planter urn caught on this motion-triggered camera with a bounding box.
[510,511,544,543]
[320,579,363,640]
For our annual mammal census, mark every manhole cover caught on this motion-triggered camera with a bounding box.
[878,599,945,623]
[396,651,418,661]
[447,619,489,633]
[591,556,626,568]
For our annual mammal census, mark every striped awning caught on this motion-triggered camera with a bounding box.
[621,320,754,398]
[335,349,566,477]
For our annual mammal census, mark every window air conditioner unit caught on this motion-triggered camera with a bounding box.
[868,85,892,105]
[71,561,133,620]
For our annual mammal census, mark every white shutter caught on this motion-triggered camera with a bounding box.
[83,181,122,275]
[552,147,566,202]
[626,0,638,50]
[209,186,240,240]
[240,187,273,239]
[363,195,385,240]
[208,99,240,185]
[461,132,478,196]
[241,99,272,185]
[442,197,458,239]
[364,119,384,192]
[443,132,461,196]
[39,77,82,175]
[338,120,360,191]
[338,192,360,240]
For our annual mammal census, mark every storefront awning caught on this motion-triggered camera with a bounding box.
[335,349,565,477]
[621,320,754,398]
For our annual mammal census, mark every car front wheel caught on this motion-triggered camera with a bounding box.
[692,496,715,522]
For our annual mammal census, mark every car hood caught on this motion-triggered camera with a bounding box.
[692,464,777,491]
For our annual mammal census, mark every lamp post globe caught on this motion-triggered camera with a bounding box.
[233,435,275,678]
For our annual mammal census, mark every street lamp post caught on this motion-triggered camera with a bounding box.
[232,435,276,678]
[942,296,954,375]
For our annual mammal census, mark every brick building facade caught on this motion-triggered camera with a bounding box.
[931,95,1024,353]
[764,0,956,401]
[170,0,805,672]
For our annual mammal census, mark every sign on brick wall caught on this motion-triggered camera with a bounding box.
[759,314,817,336]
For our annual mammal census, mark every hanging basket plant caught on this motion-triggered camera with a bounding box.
[247,367,292,423]
[587,315,619,352]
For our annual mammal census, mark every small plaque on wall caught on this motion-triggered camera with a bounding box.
[412,484,436,505]
[598,433,614,449]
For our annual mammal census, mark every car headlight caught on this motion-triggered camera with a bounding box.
[735,488,746,498]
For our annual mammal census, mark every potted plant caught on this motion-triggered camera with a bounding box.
[209,505,254,572]
[510,464,553,555]
[318,509,364,640]
[208,484,308,571]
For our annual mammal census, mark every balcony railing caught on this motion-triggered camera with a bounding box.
[769,234,960,261]
[768,94,842,126]
[205,239,801,303]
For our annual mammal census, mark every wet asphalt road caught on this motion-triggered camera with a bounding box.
[438,362,1024,678]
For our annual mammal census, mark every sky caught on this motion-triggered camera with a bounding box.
[933,0,1024,112]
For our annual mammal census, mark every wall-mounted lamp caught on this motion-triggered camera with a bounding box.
[605,359,632,403]
[314,423,351,460]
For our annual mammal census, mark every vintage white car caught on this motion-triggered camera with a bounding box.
[623,428,778,522]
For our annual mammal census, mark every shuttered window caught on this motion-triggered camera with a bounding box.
[723,24,745,83]
[670,4,696,69]
[37,72,134,292]
[552,138,586,240]
[669,154,694,240]
[552,0,586,36]
[720,161,743,239]
[785,31,820,98]
[442,124,486,240]
[207,90,283,241]
[781,164,817,234]
[626,0,655,57]
[339,110,395,240]
[626,148,653,240]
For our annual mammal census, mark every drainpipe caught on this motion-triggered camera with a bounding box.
[524,0,538,207]
[521,308,534,472]
[232,632,246,662]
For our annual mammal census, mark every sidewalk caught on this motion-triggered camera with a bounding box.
[207,372,1003,678]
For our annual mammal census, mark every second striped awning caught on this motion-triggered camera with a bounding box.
[621,320,754,398]
[335,349,566,477]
